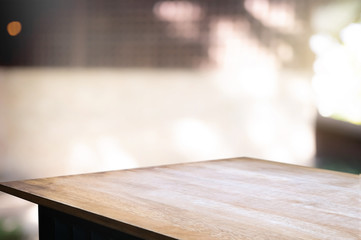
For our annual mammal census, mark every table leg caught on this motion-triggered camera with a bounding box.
[38,205,143,240]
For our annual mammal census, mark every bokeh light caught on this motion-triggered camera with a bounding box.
[7,21,22,37]
[310,22,361,125]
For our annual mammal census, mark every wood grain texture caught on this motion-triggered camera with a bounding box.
[1,157,360,240]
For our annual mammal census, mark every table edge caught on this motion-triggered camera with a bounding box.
[0,183,176,240]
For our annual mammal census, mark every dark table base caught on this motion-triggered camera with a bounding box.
[38,206,143,240]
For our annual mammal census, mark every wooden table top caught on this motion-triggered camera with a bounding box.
[0,157,360,240]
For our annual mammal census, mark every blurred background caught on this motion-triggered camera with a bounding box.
[0,0,360,239]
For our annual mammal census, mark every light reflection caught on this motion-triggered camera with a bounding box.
[209,18,279,98]
[153,1,203,40]
[153,1,203,22]
[310,22,361,124]
[289,125,315,166]
[244,0,299,33]
[172,118,233,160]
[23,205,38,237]
[68,142,98,174]
[276,42,294,62]
[341,23,361,63]
[96,137,137,171]
[68,137,136,174]
[246,104,278,146]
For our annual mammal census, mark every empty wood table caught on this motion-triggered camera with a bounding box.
[0,157,360,239]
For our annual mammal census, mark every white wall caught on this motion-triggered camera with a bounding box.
[0,67,316,180]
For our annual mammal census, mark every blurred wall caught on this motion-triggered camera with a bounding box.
[0,67,316,181]
[0,0,318,181]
